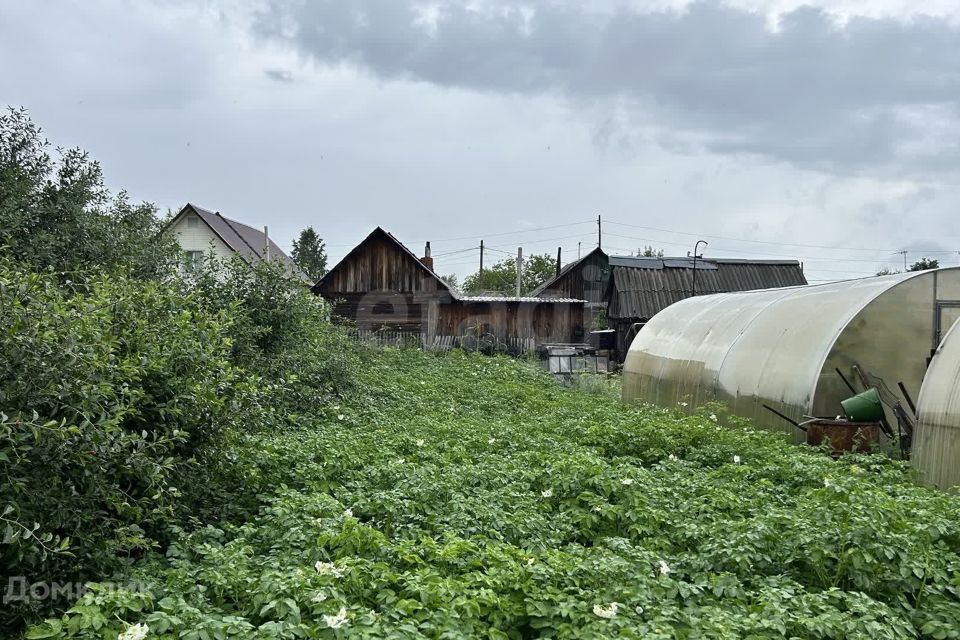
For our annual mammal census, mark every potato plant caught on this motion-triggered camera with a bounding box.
[26,349,960,639]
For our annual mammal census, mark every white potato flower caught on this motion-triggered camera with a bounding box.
[541,488,553,498]
[118,623,149,640]
[620,478,634,486]
[593,602,620,619]
[323,607,350,629]
[658,560,672,576]
[314,561,344,578]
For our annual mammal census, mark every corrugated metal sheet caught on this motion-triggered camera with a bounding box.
[460,295,584,303]
[608,258,807,320]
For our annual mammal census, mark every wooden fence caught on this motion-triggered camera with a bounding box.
[346,329,538,354]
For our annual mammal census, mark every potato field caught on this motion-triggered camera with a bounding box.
[26,349,960,639]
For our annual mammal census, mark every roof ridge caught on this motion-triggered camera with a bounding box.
[216,211,264,260]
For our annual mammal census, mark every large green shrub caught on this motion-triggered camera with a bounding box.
[182,254,358,413]
[0,261,243,630]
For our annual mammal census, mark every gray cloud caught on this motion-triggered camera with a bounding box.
[264,68,295,83]
[252,1,960,174]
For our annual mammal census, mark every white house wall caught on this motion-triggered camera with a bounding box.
[171,213,236,262]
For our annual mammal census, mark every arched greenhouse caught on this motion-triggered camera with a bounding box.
[914,320,960,490]
[623,268,960,443]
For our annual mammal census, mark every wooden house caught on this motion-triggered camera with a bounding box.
[313,227,586,348]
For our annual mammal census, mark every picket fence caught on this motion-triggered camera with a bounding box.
[346,329,538,354]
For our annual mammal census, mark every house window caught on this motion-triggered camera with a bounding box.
[184,250,203,270]
[186,215,199,229]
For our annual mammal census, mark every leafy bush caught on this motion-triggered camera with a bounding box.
[26,349,960,639]
[181,254,358,413]
[0,261,245,629]
[0,108,179,278]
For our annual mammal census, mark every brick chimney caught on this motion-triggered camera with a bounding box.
[421,241,434,271]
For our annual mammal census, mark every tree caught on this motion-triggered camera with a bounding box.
[0,107,179,277]
[291,226,328,281]
[908,258,939,272]
[638,245,664,257]
[462,253,558,295]
[440,273,459,290]
[876,267,901,276]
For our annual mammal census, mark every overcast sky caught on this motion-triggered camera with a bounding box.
[3,0,960,281]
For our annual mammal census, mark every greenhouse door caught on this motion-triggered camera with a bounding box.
[935,302,960,347]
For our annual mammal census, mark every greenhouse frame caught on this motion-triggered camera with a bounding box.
[623,268,960,443]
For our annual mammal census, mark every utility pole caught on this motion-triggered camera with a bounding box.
[688,240,708,297]
[263,226,270,260]
[897,250,908,270]
[597,214,602,249]
[479,240,484,286]
[516,247,523,297]
[556,246,562,277]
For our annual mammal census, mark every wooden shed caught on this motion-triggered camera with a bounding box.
[531,247,609,330]
[313,227,586,348]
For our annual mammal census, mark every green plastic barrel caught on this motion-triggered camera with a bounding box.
[840,388,884,422]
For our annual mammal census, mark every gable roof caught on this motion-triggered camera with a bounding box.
[313,226,454,294]
[530,246,607,297]
[607,256,807,320]
[171,204,307,279]
[315,228,585,303]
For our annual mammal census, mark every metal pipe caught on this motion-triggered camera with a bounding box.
[689,240,708,297]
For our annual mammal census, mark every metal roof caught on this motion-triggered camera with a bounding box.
[459,295,584,304]
[608,256,801,270]
[179,204,307,280]
[608,257,807,320]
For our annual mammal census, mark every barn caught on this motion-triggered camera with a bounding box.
[313,227,586,349]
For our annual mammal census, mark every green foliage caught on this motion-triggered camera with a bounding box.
[638,245,664,257]
[27,350,960,639]
[908,258,939,272]
[0,260,243,629]
[462,253,558,295]
[0,108,179,278]
[439,273,459,290]
[181,254,357,408]
[291,227,328,282]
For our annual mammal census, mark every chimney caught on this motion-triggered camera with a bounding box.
[556,246,562,277]
[421,241,434,271]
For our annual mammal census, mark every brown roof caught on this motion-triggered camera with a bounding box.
[174,204,307,279]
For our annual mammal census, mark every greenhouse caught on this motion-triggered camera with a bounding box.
[914,320,960,490]
[623,268,960,442]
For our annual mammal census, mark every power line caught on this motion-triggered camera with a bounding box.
[606,219,957,254]
[603,232,910,264]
